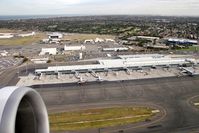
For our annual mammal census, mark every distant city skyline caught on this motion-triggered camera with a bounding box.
[0,0,199,16]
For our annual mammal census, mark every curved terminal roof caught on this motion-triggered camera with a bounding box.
[35,55,194,74]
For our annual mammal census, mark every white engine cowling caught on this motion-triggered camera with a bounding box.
[0,86,49,133]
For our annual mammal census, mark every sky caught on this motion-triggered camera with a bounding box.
[0,0,199,16]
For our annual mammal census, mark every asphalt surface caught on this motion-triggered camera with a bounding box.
[1,64,199,133]
[29,76,199,133]
[0,61,96,87]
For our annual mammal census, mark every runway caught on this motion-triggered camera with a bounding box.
[31,76,199,133]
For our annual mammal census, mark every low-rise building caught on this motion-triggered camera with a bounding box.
[42,33,63,44]
[64,45,86,51]
[17,32,35,37]
[105,39,115,43]
[31,58,49,64]
[102,47,129,52]
[48,33,63,39]
[0,50,8,57]
[95,38,104,43]
[39,48,57,55]
[84,39,95,44]
[42,39,50,44]
[166,38,198,46]
[49,39,61,44]
[0,33,14,39]
[145,44,169,50]
[129,36,160,41]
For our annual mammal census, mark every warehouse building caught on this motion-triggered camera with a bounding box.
[17,32,35,37]
[129,36,160,40]
[0,33,14,39]
[64,45,86,51]
[166,38,198,46]
[41,33,63,44]
[102,47,129,52]
[48,33,63,39]
[39,48,57,55]
[105,39,115,43]
[31,58,49,64]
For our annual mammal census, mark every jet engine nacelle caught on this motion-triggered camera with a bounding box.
[0,86,49,133]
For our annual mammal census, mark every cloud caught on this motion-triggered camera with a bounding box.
[0,0,199,16]
[27,0,85,6]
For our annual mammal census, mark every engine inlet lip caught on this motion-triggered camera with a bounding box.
[0,86,49,133]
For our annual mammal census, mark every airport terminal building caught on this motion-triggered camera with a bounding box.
[35,54,197,75]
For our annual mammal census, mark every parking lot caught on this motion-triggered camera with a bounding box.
[0,57,23,71]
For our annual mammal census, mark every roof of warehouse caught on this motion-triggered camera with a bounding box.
[167,38,198,43]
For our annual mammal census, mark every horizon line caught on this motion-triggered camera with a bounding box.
[0,14,199,21]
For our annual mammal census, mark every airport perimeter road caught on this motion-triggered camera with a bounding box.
[32,76,199,133]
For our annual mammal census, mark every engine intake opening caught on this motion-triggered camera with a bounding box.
[0,87,49,133]
[15,96,36,133]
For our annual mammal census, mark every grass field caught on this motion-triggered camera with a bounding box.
[0,28,115,45]
[179,46,199,52]
[185,46,199,52]
[63,33,115,42]
[0,28,17,33]
[0,33,47,45]
[49,106,154,131]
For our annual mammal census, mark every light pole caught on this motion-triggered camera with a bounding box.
[26,63,28,74]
